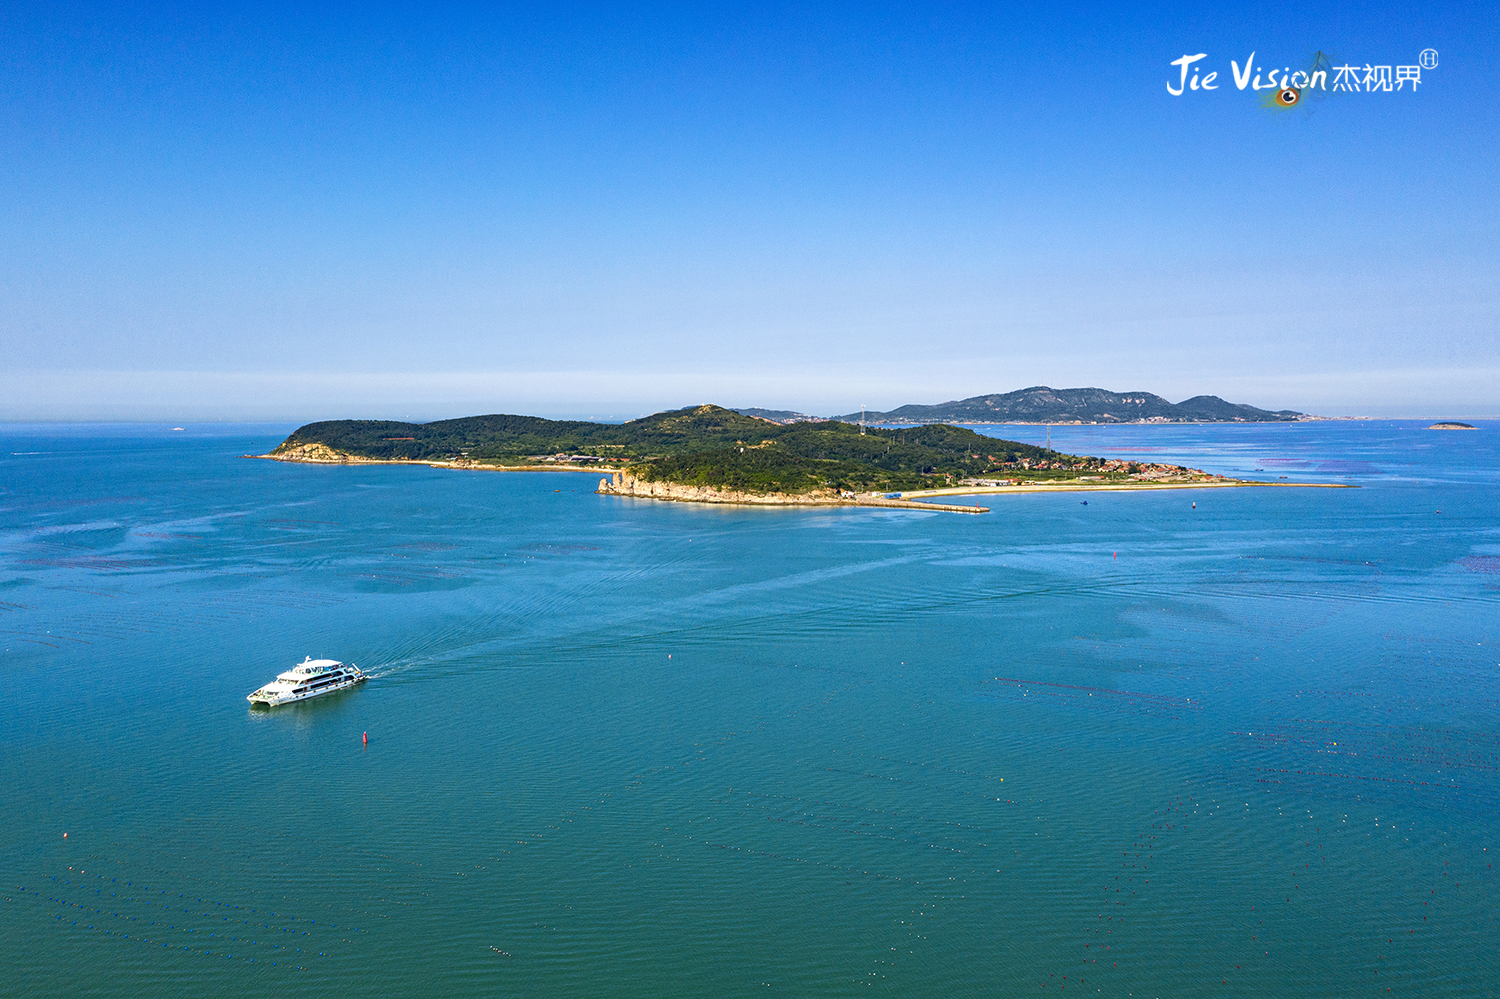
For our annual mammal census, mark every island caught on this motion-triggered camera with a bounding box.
[830,386,1309,425]
[258,404,1347,512]
[1428,421,1477,430]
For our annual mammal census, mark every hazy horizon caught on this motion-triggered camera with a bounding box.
[1,382,1494,428]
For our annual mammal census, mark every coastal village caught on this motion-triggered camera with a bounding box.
[958,455,1220,487]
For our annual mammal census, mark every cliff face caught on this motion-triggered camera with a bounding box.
[269,441,361,463]
[597,470,841,505]
[597,471,989,512]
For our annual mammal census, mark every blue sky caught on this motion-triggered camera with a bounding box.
[1,3,1494,420]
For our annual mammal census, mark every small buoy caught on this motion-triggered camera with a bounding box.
[1113,552,1117,559]
[1192,502,1196,509]
[62,832,67,838]
[362,732,368,745]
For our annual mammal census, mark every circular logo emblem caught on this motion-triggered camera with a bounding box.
[1278,87,1300,106]
[1419,48,1439,69]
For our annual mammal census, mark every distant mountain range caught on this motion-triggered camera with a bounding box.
[827,387,1306,425]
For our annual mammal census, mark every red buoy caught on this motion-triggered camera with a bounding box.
[363,732,368,745]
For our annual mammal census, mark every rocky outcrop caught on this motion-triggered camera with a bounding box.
[596,470,837,505]
[268,442,364,463]
[596,471,987,513]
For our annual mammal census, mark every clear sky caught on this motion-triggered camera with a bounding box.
[1,3,1494,421]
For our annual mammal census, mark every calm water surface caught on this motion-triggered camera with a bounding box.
[2,420,1497,998]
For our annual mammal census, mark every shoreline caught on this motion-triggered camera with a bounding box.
[850,418,1327,427]
[248,452,617,473]
[900,479,1356,498]
[594,469,997,512]
[252,452,1352,513]
[600,492,991,514]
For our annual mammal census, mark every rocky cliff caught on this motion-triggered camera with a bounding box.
[596,470,842,506]
[596,471,987,513]
[269,441,362,463]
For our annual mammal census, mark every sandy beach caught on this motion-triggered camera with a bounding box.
[900,479,1355,499]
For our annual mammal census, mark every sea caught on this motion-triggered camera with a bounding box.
[1,419,1496,998]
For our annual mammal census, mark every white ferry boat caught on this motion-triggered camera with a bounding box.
[247,657,366,706]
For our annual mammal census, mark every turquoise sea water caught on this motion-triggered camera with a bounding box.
[2,420,1497,998]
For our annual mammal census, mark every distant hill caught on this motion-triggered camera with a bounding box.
[732,407,827,424]
[833,387,1304,425]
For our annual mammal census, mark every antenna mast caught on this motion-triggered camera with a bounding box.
[861,404,866,435]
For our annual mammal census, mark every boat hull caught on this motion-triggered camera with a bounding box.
[247,673,366,707]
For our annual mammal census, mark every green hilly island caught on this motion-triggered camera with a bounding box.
[831,386,1305,425]
[267,404,1207,496]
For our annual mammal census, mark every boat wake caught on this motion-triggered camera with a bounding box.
[361,654,460,681]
